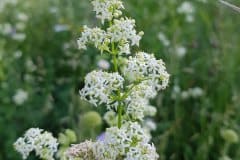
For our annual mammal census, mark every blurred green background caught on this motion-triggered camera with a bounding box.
[0,0,239,159]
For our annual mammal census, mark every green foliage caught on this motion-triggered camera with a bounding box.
[0,0,240,159]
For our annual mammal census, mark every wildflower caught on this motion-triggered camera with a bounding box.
[13,89,28,105]
[79,70,124,107]
[177,1,195,15]
[123,52,170,91]
[17,12,29,21]
[221,129,239,144]
[77,26,108,51]
[189,87,204,98]
[12,33,26,41]
[97,59,110,70]
[107,18,144,47]
[14,128,58,160]
[158,32,170,47]
[53,24,69,32]
[91,0,124,23]
[177,1,195,23]
[104,110,118,126]
[65,140,95,160]
[175,45,187,58]
[93,122,159,160]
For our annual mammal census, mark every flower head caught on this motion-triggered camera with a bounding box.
[14,128,58,160]
[124,52,170,91]
[79,70,124,107]
[91,0,124,23]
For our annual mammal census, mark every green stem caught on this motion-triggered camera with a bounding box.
[117,104,123,128]
[110,38,122,128]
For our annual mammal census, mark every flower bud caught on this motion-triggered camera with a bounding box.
[221,129,239,144]
[80,111,102,128]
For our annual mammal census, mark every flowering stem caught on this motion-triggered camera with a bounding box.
[117,104,123,128]
[110,35,122,128]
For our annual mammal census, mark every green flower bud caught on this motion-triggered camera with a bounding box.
[219,155,232,160]
[221,129,239,144]
[58,129,77,145]
[80,111,102,128]
[65,129,77,143]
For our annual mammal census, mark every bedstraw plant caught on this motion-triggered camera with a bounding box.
[14,0,169,159]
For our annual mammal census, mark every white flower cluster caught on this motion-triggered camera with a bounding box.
[91,0,124,23]
[77,19,143,55]
[12,89,28,105]
[65,140,95,160]
[108,18,144,51]
[14,128,58,160]
[177,1,195,23]
[171,85,204,100]
[77,26,108,50]
[124,82,157,120]
[124,52,170,91]
[94,122,159,160]
[0,0,17,12]
[79,70,124,107]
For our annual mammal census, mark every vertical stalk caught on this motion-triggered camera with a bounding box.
[111,40,122,128]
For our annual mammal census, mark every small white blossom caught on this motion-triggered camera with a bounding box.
[177,2,195,14]
[175,45,187,58]
[0,23,13,35]
[171,85,181,99]
[107,18,144,47]
[124,52,170,91]
[91,0,124,23]
[14,128,58,160]
[65,140,95,160]
[93,122,159,160]
[181,90,190,100]
[104,110,118,126]
[13,89,28,105]
[144,119,157,131]
[79,70,124,107]
[53,24,69,32]
[158,32,170,47]
[16,22,26,31]
[189,87,204,98]
[119,42,130,55]
[97,59,110,70]
[177,1,195,23]
[77,26,108,51]
[0,0,18,12]
[12,33,26,41]
[17,12,29,21]
[180,87,204,100]
[14,50,23,59]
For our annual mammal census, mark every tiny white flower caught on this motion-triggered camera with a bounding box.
[80,70,124,107]
[181,91,190,100]
[14,128,58,160]
[12,33,26,41]
[177,1,195,14]
[175,46,187,58]
[53,24,69,32]
[177,1,195,23]
[17,12,29,21]
[158,32,170,47]
[91,0,124,23]
[13,89,28,105]
[123,52,170,91]
[97,59,110,70]
[14,50,22,59]
[189,87,204,98]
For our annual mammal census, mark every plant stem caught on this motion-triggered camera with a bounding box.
[117,104,123,128]
[110,37,122,128]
